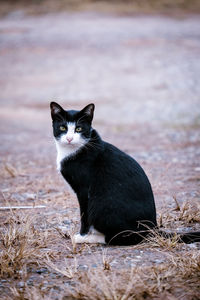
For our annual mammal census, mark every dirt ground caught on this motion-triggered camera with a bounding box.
[0,5,200,300]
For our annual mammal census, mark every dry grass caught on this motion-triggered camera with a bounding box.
[145,230,181,251]
[175,200,200,224]
[158,197,200,230]
[0,192,199,299]
[7,249,200,300]
[46,256,78,279]
[10,286,50,300]
[0,211,54,279]
[68,251,200,300]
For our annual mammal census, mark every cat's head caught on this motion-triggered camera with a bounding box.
[50,102,95,150]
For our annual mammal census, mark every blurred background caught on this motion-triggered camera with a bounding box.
[0,2,200,298]
[0,0,200,210]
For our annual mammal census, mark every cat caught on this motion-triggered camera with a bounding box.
[50,102,200,245]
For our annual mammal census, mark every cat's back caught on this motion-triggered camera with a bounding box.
[92,140,154,202]
[97,141,146,177]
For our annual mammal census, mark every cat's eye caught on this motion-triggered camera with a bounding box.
[60,126,66,131]
[76,127,82,132]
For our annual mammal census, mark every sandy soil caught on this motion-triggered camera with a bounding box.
[0,9,200,299]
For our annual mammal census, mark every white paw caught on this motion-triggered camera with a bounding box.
[73,233,87,244]
[73,232,106,244]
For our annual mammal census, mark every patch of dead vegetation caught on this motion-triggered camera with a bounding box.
[0,168,199,300]
[68,251,200,300]
[0,197,198,299]
[158,197,200,230]
[9,249,200,300]
[0,212,51,279]
[174,198,200,224]
[10,286,50,300]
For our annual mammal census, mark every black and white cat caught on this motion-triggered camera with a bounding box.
[50,102,200,245]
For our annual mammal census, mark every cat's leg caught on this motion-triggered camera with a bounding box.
[77,192,90,235]
[74,227,106,244]
[76,192,106,244]
[80,211,90,235]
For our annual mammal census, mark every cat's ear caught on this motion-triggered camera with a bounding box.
[50,102,64,120]
[80,103,95,122]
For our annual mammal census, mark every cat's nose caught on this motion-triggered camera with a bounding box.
[67,137,73,143]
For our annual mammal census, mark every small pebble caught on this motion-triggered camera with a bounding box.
[17,281,25,288]
[36,268,48,274]
[78,264,88,271]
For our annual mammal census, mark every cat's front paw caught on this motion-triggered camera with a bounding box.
[73,233,87,244]
[73,232,106,244]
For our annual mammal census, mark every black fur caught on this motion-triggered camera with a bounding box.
[50,102,200,245]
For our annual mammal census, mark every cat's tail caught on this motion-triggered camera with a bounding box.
[105,228,200,246]
[158,230,200,244]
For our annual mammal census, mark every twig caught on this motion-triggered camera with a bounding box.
[0,205,46,210]
[173,196,181,211]
[4,163,18,177]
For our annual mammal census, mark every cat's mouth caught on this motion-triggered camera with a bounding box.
[64,140,83,148]
[65,141,76,146]
[56,139,76,147]
[56,136,87,149]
